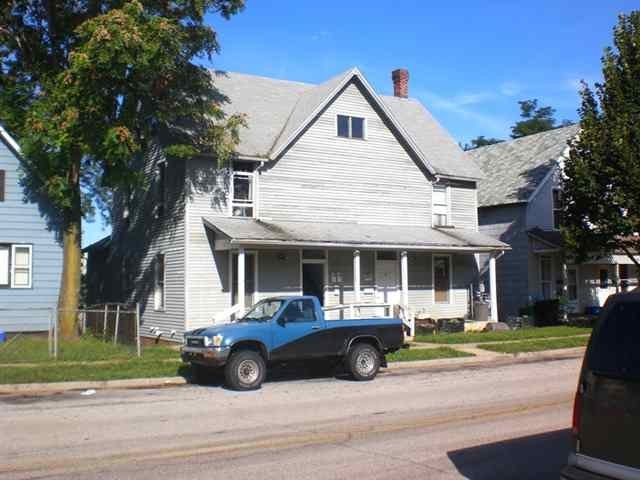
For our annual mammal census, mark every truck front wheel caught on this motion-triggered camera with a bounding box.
[224,350,266,391]
[347,343,381,381]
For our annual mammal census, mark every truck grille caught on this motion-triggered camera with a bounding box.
[186,337,205,347]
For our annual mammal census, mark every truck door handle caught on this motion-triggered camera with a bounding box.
[311,325,320,330]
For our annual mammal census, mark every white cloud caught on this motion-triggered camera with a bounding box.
[499,81,521,97]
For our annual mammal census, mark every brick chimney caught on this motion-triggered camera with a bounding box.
[392,68,409,98]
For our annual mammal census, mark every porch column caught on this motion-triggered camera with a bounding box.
[489,254,498,321]
[353,250,361,303]
[237,247,245,312]
[401,251,409,310]
[562,261,568,322]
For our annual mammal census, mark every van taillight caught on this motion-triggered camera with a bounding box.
[572,389,582,436]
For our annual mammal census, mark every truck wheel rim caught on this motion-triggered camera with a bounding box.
[238,359,259,384]
[355,351,376,376]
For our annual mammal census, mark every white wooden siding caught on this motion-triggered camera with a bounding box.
[258,82,434,226]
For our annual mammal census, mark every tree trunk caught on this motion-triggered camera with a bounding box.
[57,151,82,339]
[58,220,82,338]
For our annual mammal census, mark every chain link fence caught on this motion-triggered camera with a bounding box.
[0,304,140,362]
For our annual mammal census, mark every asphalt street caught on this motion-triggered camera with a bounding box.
[0,358,581,479]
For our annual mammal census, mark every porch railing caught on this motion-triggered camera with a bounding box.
[214,303,245,323]
[323,302,413,338]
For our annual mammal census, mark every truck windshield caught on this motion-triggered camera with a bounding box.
[238,299,284,323]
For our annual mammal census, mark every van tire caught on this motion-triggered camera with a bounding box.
[225,350,266,391]
[347,343,381,381]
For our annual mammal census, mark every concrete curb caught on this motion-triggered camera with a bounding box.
[0,347,586,396]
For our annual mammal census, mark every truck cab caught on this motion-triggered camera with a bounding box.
[181,296,404,390]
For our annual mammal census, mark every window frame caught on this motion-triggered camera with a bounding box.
[539,255,553,299]
[230,169,256,218]
[567,267,578,301]
[281,298,319,323]
[0,244,10,288]
[0,169,5,202]
[155,161,167,219]
[10,244,32,289]
[154,253,165,311]
[336,114,366,140]
[552,188,563,230]
[432,184,451,227]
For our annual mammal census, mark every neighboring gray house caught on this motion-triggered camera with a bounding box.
[470,125,636,318]
[86,67,507,341]
[0,126,63,332]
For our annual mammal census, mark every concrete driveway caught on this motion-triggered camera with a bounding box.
[0,358,580,479]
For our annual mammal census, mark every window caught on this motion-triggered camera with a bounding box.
[432,184,449,226]
[154,253,165,310]
[540,256,552,299]
[281,299,318,323]
[0,169,5,201]
[336,115,365,139]
[567,268,578,301]
[302,250,326,260]
[0,244,32,288]
[377,251,397,261]
[156,162,167,218]
[0,245,9,286]
[433,255,451,303]
[552,188,563,230]
[231,161,256,217]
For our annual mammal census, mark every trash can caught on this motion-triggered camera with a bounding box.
[473,302,489,322]
[0,330,5,343]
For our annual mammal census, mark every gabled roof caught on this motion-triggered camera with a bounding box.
[203,217,509,251]
[213,68,481,180]
[468,125,579,207]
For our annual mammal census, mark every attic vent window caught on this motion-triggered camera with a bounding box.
[337,115,365,139]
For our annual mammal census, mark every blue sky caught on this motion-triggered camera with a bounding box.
[82,0,637,246]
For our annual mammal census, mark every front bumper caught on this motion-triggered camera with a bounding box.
[180,346,230,366]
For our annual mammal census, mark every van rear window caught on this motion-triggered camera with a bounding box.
[588,301,640,380]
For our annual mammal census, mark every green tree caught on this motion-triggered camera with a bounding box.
[563,11,640,270]
[462,135,503,151]
[510,99,567,138]
[0,0,245,337]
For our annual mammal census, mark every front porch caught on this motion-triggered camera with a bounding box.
[203,218,509,331]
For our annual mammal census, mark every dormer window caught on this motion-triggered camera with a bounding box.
[432,184,450,227]
[337,115,365,139]
[231,161,257,217]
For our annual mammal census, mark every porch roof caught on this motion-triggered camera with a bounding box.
[203,217,509,252]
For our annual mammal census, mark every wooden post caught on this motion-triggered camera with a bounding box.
[353,250,361,304]
[237,248,245,313]
[489,255,498,322]
[113,305,120,345]
[81,310,86,335]
[48,308,53,358]
[53,309,58,360]
[103,304,108,339]
[400,251,409,312]
[135,303,141,358]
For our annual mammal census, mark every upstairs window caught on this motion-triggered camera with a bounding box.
[432,184,450,227]
[231,161,257,217]
[337,115,365,139]
[155,162,167,218]
[0,245,9,286]
[552,188,563,230]
[0,244,32,288]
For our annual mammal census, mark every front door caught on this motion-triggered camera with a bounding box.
[376,254,400,307]
[302,263,325,306]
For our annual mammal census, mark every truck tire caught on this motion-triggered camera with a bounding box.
[224,349,266,391]
[347,343,381,381]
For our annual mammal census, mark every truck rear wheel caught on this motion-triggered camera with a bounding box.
[347,343,381,381]
[225,350,266,391]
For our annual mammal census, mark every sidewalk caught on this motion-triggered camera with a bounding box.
[0,346,586,396]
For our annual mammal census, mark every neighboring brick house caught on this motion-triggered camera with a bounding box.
[86,67,507,340]
[470,125,637,318]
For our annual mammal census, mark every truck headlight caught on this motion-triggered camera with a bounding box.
[212,334,223,347]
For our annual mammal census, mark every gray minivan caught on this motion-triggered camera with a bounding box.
[562,292,640,480]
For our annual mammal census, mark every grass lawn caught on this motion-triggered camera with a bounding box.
[414,326,591,344]
[387,346,473,362]
[477,336,589,354]
[0,335,178,364]
[0,359,188,384]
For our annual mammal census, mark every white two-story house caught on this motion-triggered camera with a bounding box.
[85,67,508,340]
